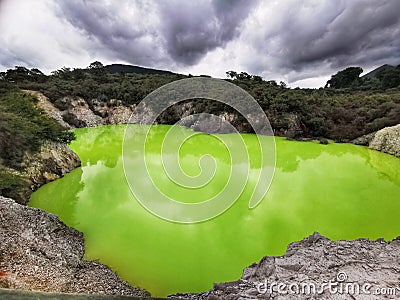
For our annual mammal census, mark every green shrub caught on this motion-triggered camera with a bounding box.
[0,92,75,169]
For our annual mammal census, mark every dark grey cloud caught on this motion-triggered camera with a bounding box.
[158,0,257,65]
[56,1,167,67]
[55,0,256,67]
[293,1,400,67]
[245,0,400,82]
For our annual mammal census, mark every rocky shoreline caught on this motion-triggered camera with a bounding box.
[0,196,149,297]
[12,90,398,205]
[171,233,400,300]
[2,141,81,205]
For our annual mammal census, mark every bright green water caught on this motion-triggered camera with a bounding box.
[29,125,400,297]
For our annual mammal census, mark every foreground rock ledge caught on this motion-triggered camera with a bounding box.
[172,233,400,300]
[0,196,149,297]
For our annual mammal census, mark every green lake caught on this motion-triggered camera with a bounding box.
[29,125,400,297]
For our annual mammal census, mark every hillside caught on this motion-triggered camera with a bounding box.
[0,82,77,202]
[362,64,397,79]
[1,63,400,141]
[104,63,176,75]
[326,64,400,89]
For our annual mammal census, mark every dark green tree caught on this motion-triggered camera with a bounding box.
[4,66,30,82]
[88,61,106,82]
[88,61,104,70]
[325,67,363,88]
[226,71,238,79]
[51,67,73,80]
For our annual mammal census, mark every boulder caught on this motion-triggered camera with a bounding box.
[369,124,400,157]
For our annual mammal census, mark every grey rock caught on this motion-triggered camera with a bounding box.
[67,97,104,127]
[23,90,72,129]
[107,104,135,125]
[179,113,238,134]
[369,124,400,157]
[0,196,149,298]
[351,132,376,146]
[13,141,81,205]
[24,91,136,128]
[24,141,81,188]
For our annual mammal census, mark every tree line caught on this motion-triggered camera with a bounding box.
[1,61,399,143]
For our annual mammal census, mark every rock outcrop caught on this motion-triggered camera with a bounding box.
[8,141,81,205]
[23,90,72,129]
[351,132,376,146]
[369,124,400,157]
[1,91,82,204]
[57,96,137,127]
[23,141,81,192]
[1,140,81,205]
[23,91,274,135]
[0,196,149,297]
[105,102,135,125]
[172,233,400,300]
[63,97,104,127]
[23,91,135,128]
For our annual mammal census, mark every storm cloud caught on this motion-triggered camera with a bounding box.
[249,0,400,81]
[56,0,256,66]
[0,0,399,87]
[55,1,167,67]
[157,0,257,65]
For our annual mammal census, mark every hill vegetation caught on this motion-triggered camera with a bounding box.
[104,63,176,75]
[0,81,75,200]
[326,64,400,90]
[1,61,400,200]
[2,61,399,140]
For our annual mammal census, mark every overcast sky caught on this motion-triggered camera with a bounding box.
[0,0,399,88]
